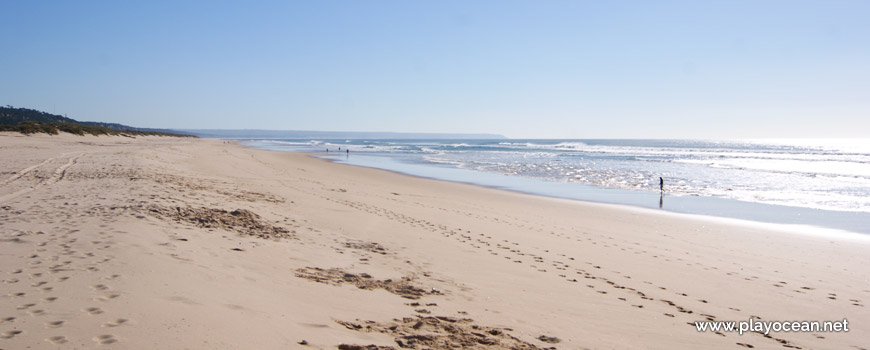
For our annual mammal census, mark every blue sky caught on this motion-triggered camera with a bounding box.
[2,1,868,138]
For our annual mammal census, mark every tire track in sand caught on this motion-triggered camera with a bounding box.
[0,153,83,203]
[0,158,57,187]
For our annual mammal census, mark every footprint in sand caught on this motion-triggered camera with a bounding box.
[47,335,68,344]
[28,309,46,316]
[95,293,121,302]
[1,330,23,339]
[93,334,118,344]
[46,320,64,328]
[102,318,129,328]
[17,303,37,310]
[83,307,104,315]
[44,297,58,302]
[91,284,110,291]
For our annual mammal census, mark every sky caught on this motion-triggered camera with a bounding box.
[2,1,869,138]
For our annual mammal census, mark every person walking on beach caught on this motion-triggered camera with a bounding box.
[659,177,664,192]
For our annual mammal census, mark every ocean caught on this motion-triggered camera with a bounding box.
[243,138,870,234]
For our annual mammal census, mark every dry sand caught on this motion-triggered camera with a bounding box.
[1,132,868,349]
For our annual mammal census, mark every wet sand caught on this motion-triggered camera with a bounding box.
[1,132,868,349]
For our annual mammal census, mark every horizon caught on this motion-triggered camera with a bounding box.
[6,105,870,141]
[181,128,870,148]
[2,1,868,138]
[5,104,870,142]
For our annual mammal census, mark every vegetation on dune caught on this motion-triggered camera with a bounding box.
[0,106,193,137]
[0,106,78,124]
[0,121,191,137]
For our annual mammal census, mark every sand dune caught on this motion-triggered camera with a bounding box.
[1,132,867,349]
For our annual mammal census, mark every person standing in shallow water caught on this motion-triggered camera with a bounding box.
[658,177,664,208]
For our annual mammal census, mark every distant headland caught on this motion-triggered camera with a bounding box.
[0,106,191,137]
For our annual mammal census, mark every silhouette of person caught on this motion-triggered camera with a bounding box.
[659,177,664,192]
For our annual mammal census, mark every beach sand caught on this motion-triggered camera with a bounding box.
[1,132,867,349]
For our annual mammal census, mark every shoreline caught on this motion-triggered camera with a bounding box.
[2,133,868,349]
[326,151,870,242]
[256,145,870,236]
[241,138,870,227]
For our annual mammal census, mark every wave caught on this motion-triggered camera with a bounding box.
[242,138,870,213]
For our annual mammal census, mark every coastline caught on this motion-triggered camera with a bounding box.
[2,133,868,349]
[322,150,870,243]
[282,149,870,236]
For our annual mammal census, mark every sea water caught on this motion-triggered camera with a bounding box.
[243,138,870,234]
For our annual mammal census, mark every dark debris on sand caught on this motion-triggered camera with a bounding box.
[344,240,389,255]
[295,267,440,300]
[146,205,293,240]
[336,316,552,350]
[338,345,396,350]
[536,335,560,344]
